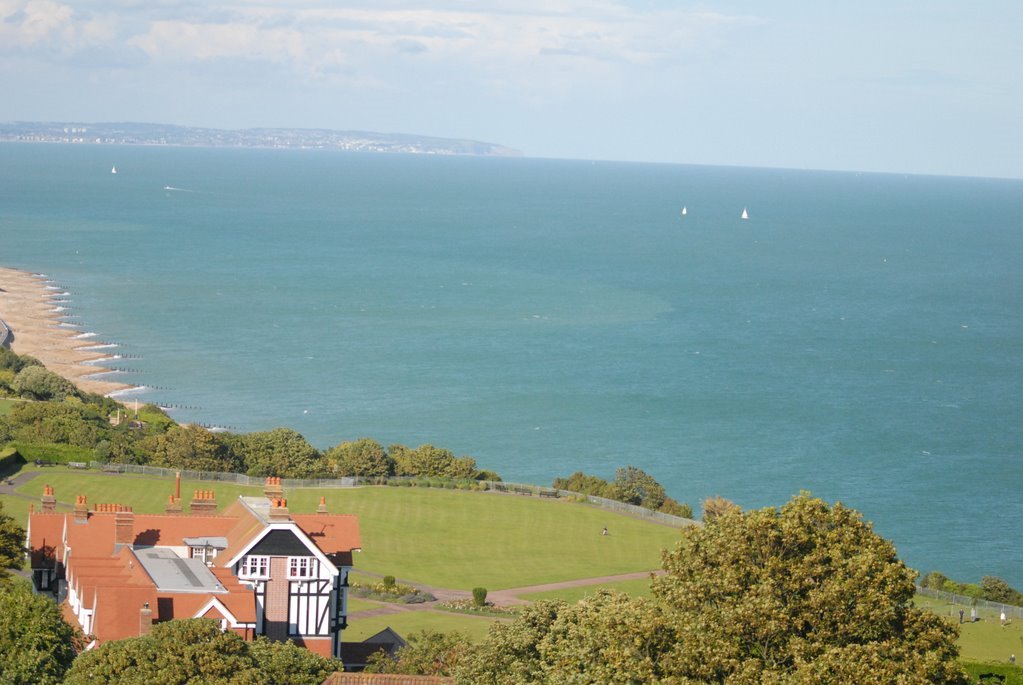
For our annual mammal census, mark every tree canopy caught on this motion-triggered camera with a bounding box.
[63,619,340,685]
[237,428,325,478]
[651,493,966,683]
[448,493,966,684]
[0,580,80,685]
[0,502,25,582]
[324,438,392,478]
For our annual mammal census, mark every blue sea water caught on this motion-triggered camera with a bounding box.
[1,143,1021,586]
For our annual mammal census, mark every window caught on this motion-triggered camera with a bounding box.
[288,557,315,579]
[240,555,269,578]
[190,546,217,565]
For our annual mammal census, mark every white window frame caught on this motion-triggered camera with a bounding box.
[288,557,315,579]
[190,546,217,565]
[239,555,270,579]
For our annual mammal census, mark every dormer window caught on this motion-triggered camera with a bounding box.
[240,555,270,579]
[189,545,217,565]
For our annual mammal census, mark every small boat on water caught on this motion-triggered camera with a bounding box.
[680,206,688,217]
[111,166,117,174]
[741,207,749,220]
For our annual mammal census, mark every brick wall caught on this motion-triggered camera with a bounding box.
[264,557,290,640]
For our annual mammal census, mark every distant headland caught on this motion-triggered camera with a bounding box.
[0,121,522,157]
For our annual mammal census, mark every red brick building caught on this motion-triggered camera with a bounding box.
[26,477,360,658]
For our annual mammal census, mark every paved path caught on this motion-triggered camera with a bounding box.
[0,468,42,499]
[347,569,665,620]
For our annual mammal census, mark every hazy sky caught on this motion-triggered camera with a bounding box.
[2,1,1020,178]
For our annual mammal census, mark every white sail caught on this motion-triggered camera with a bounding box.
[681,206,687,217]
[111,166,117,174]
[741,207,748,220]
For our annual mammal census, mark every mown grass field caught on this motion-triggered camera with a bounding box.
[12,467,682,590]
[915,595,1023,664]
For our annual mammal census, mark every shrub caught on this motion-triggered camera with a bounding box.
[472,587,488,607]
[383,576,396,590]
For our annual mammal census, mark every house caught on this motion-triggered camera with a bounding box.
[26,476,361,658]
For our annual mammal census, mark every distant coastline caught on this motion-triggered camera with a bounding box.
[0,121,523,157]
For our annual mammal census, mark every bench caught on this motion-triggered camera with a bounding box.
[101,464,122,473]
[67,462,88,469]
[538,489,560,498]
[34,460,54,467]
[512,486,532,496]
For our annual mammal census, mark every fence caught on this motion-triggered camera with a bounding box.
[915,585,1023,621]
[0,318,10,348]
[87,463,698,527]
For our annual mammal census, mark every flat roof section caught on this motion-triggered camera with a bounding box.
[134,548,227,593]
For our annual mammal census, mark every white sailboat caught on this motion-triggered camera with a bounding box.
[740,207,749,220]
[111,166,117,174]
[680,206,687,217]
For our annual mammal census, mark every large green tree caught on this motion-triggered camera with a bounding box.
[0,502,24,582]
[652,493,966,683]
[323,438,392,478]
[0,580,80,685]
[238,427,325,478]
[138,424,241,473]
[391,444,477,479]
[11,365,79,401]
[456,494,966,684]
[64,619,339,685]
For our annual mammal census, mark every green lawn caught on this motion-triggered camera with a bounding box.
[342,607,506,642]
[286,486,681,589]
[12,469,683,590]
[915,595,1023,664]
[518,577,655,603]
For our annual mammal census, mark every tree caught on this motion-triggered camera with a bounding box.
[652,493,967,683]
[611,466,667,510]
[700,494,740,522]
[454,601,565,684]
[922,570,949,591]
[533,589,678,683]
[64,619,264,685]
[239,428,325,478]
[551,471,615,498]
[980,576,1023,605]
[0,502,25,582]
[365,629,471,676]
[392,444,477,479]
[12,365,79,401]
[0,580,80,685]
[323,438,393,478]
[138,425,241,473]
[248,636,342,685]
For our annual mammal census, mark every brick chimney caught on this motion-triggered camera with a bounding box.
[41,485,57,512]
[268,497,290,522]
[115,506,134,546]
[189,490,217,515]
[73,495,89,524]
[165,494,183,515]
[139,602,153,636]
[316,496,328,514]
[263,476,284,499]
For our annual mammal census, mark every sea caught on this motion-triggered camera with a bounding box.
[1,143,1021,587]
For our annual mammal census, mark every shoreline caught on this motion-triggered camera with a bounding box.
[0,267,135,397]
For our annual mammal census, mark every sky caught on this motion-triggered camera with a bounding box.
[1,1,1021,179]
